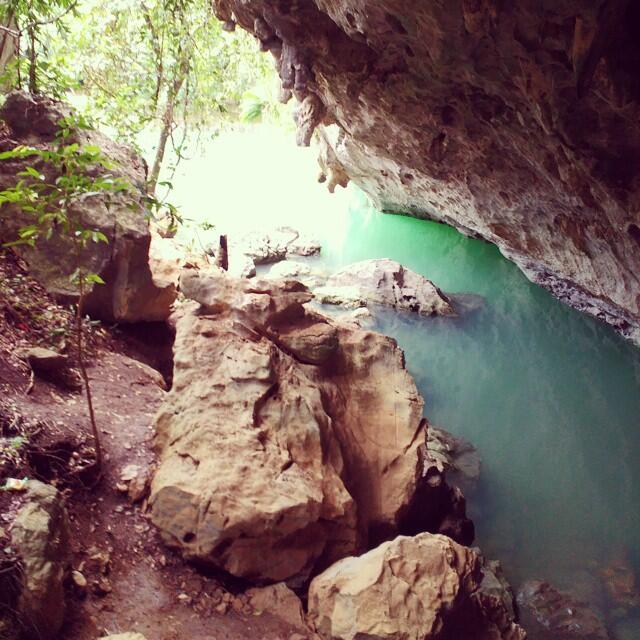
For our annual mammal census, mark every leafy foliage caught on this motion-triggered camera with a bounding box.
[0,114,132,475]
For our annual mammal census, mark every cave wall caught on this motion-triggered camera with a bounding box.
[213,0,640,342]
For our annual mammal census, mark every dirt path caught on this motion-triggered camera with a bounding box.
[0,252,307,640]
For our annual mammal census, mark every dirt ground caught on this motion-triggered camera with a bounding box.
[0,250,307,640]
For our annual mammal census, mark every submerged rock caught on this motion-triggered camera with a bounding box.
[315,259,455,316]
[0,91,176,323]
[517,579,609,639]
[150,270,466,583]
[426,426,481,488]
[10,480,70,640]
[307,533,525,640]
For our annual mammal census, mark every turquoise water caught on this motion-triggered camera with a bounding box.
[159,127,640,635]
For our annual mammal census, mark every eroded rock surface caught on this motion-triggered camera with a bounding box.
[307,532,525,640]
[10,480,70,640]
[233,227,321,265]
[150,270,466,582]
[0,91,176,322]
[315,259,455,316]
[214,0,640,342]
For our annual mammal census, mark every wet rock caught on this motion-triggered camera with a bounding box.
[150,271,461,582]
[316,259,455,316]
[308,533,525,640]
[426,426,481,487]
[600,552,640,611]
[517,579,609,639]
[10,480,70,640]
[0,91,176,323]
[234,226,321,265]
[245,583,307,631]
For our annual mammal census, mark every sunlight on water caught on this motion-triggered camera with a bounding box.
[160,126,640,636]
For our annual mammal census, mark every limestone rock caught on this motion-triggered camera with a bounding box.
[0,91,176,323]
[100,634,148,640]
[216,1,640,342]
[517,579,609,639]
[234,226,321,265]
[245,583,307,631]
[10,480,70,640]
[307,533,525,640]
[150,271,459,582]
[266,260,328,288]
[317,259,455,316]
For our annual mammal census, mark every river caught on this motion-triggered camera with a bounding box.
[156,124,640,638]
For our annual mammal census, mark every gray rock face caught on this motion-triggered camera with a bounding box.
[10,480,70,640]
[213,0,640,342]
[0,91,176,322]
[315,259,455,316]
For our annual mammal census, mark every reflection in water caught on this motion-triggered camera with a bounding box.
[164,127,640,636]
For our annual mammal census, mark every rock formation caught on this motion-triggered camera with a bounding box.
[0,91,176,322]
[213,0,640,343]
[315,258,456,316]
[307,532,525,640]
[9,480,70,640]
[150,269,470,583]
[517,579,609,639]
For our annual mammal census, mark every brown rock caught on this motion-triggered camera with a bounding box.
[150,271,460,582]
[0,91,176,323]
[10,480,70,640]
[307,533,525,640]
[245,583,307,630]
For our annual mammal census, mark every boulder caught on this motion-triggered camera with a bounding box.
[0,91,176,322]
[150,270,464,582]
[233,226,321,265]
[307,533,525,640]
[517,579,609,639]
[10,480,70,640]
[316,259,455,316]
[245,582,307,631]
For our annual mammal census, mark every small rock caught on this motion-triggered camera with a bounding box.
[92,576,112,597]
[215,602,229,615]
[71,570,87,590]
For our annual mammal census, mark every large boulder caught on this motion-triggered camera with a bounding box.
[0,91,176,322]
[307,532,525,640]
[150,270,465,582]
[315,259,455,316]
[10,480,70,640]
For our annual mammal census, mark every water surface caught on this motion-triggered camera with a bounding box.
[160,127,640,636]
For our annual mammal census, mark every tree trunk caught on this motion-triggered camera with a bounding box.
[148,73,186,193]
